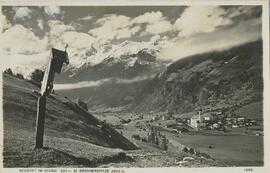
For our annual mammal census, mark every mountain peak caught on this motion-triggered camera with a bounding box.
[65,40,161,71]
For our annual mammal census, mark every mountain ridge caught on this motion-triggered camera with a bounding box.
[129,40,263,114]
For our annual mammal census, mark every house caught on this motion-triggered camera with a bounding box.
[237,117,245,122]
[190,111,203,128]
[162,113,174,121]
[181,118,189,124]
[213,123,220,129]
[250,120,257,126]
[203,116,212,122]
[152,115,159,121]
[161,115,166,121]
[190,117,200,128]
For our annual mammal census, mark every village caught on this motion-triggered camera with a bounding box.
[126,108,260,135]
[158,109,259,133]
[92,104,263,158]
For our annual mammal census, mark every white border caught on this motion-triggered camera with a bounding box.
[0,0,269,173]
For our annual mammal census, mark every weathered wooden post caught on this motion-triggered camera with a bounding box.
[35,45,69,148]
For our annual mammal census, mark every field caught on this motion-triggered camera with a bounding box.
[164,131,263,166]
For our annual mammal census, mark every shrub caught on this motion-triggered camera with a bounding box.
[4,68,13,75]
[189,148,195,155]
[30,69,44,83]
[141,137,147,142]
[16,73,24,79]
[182,147,189,153]
[132,134,141,140]
[76,99,88,111]
[160,135,168,151]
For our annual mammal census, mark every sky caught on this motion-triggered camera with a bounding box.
[0,5,262,77]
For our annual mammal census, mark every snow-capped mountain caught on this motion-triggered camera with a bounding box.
[64,42,112,71]
[54,39,168,109]
[67,40,160,69]
[99,40,160,70]
[56,40,166,83]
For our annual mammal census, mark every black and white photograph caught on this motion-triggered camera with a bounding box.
[0,0,269,171]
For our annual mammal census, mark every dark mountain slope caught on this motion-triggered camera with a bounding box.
[130,40,263,114]
[56,79,150,109]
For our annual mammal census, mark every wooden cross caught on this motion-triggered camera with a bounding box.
[35,45,69,148]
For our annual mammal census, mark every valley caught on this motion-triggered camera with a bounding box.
[2,40,264,167]
[3,74,224,167]
[1,4,266,169]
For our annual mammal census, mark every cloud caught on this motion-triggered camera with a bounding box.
[37,19,44,30]
[44,6,61,17]
[146,20,173,34]
[54,79,110,90]
[61,31,96,49]
[89,11,173,40]
[115,26,141,40]
[54,75,152,90]
[46,20,95,49]
[1,24,49,76]
[89,14,135,41]
[96,14,130,28]
[174,6,233,37]
[1,51,51,78]
[47,20,75,34]
[131,11,164,24]
[1,21,95,77]
[1,6,262,78]
[78,15,93,21]
[45,20,97,67]
[0,13,11,31]
[131,11,173,35]
[114,75,153,84]
[150,35,161,43]
[13,7,32,21]
[46,20,75,48]
[159,18,261,61]
[54,31,96,67]
[2,24,48,55]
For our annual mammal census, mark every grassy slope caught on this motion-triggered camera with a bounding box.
[2,74,136,167]
[233,102,263,121]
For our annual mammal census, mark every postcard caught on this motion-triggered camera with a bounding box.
[0,0,269,173]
